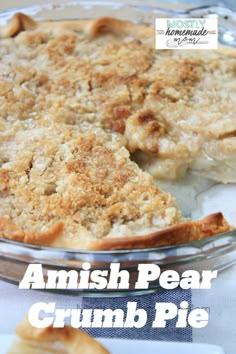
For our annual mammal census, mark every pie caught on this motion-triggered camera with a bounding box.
[8,318,109,354]
[0,13,233,250]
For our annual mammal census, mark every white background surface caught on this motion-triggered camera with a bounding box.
[192,264,236,354]
[0,280,82,333]
[0,335,225,354]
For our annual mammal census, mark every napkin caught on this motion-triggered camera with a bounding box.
[82,289,192,342]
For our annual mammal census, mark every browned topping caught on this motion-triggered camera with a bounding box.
[137,111,166,134]
[0,122,183,248]
[110,119,126,134]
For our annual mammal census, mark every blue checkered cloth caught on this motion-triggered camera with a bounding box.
[82,289,192,342]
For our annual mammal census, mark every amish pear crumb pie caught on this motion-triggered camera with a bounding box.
[0,13,233,250]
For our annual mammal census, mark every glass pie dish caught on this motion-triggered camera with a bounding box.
[0,0,236,296]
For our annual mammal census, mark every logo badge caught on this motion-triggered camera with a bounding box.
[155,18,218,49]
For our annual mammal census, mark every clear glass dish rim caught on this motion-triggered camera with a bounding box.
[0,1,236,266]
[1,229,236,262]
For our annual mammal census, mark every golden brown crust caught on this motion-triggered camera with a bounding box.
[0,13,37,38]
[0,211,232,251]
[90,212,233,250]
[0,218,63,246]
[9,318,109,354]
[0,13,153,41]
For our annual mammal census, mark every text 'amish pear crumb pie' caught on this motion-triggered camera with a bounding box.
[8,318,109,354]
[0,13,234,250]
